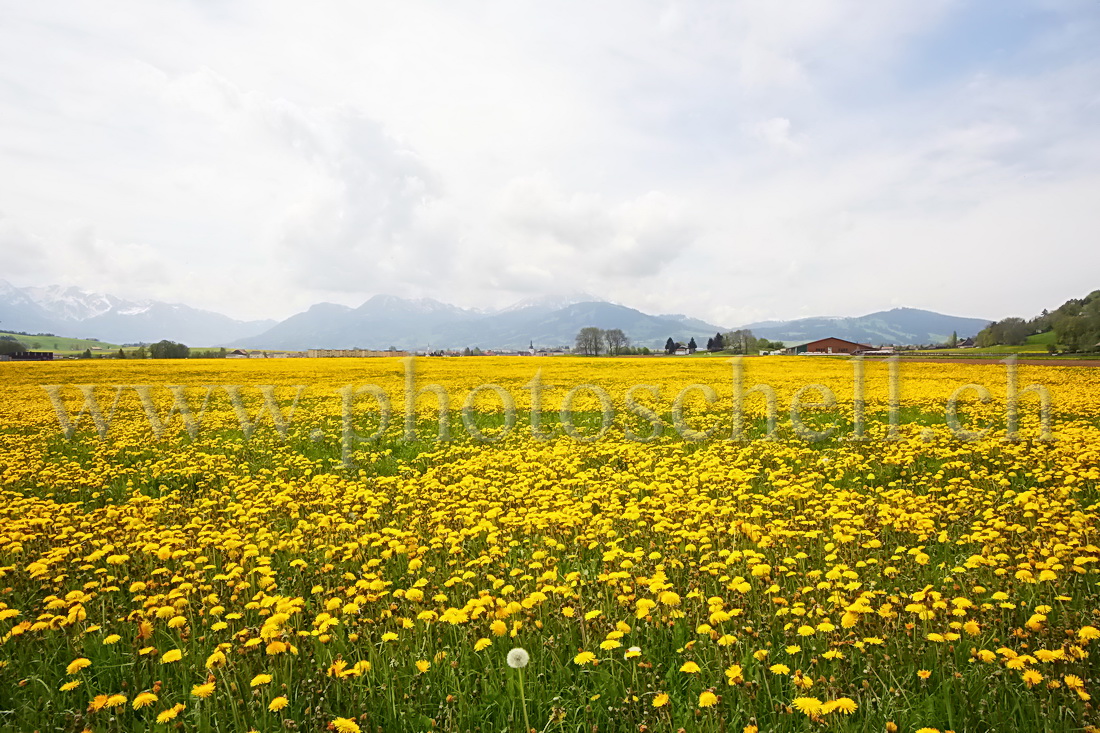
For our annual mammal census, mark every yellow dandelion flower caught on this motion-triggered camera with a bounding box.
[132,692,158,709]
[66,658,91,675]
[332,717,361,733]
[156,704,185,723]
[725,664,744,684]
[792,697,823,717]
[269,696,289,712]
[192,682,216,698]
[1022,669,1043,687]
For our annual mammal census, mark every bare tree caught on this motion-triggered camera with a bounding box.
[574,327,604,356]
[723,329,758,355]
[604,328,629,356]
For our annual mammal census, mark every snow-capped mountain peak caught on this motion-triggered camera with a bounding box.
[0,281,274,345]
[18,284,145,321]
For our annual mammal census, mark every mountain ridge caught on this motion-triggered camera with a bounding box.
[740,307,991,346]
[1,280,991,351]
[0,280,275,345]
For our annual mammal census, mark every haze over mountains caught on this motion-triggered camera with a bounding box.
[0,280,990,351]
[0,280,274,345]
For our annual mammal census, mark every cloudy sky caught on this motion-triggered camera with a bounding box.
[1,1,1098,326]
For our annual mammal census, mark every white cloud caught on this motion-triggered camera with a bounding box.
[0,212,47,278]
[752,117,802,152]
[482,177,697,289]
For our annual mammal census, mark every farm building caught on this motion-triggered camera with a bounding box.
[8,351,55,361]
[789,337,873,355]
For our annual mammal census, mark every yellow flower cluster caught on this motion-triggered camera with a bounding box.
[0,357,1098,732]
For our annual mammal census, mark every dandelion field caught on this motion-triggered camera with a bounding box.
[1,357,1100,733]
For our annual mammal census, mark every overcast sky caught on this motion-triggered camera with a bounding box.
[1,1,1098,326]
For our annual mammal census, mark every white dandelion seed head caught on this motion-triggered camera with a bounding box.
[507,647,530,668]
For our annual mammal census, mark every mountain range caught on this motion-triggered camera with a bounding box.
[0,280,274,346]
[0,280,991,350]
[739,309,991,348]
[229,295,732,351]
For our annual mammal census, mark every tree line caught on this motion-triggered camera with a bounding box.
[977,289,1100,352]
[573,327,652,356]
[569,326,784,357]
[76,342,230,359]
[0,335,26,356]
[662,330,784,355]
[2,333,236,359]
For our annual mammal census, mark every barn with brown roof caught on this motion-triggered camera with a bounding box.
[791,337,873,354]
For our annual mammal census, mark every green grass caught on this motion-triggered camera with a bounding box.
[903,331,1099,358]
[912,345,1045,355]
[1,330,123,355]
[1027,331,1058,345]
[888,352,1099,360]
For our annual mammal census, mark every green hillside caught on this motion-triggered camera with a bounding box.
[911,331,1059,356]
[0,331,123,355]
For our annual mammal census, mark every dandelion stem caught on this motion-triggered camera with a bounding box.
[518,667,531,733]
